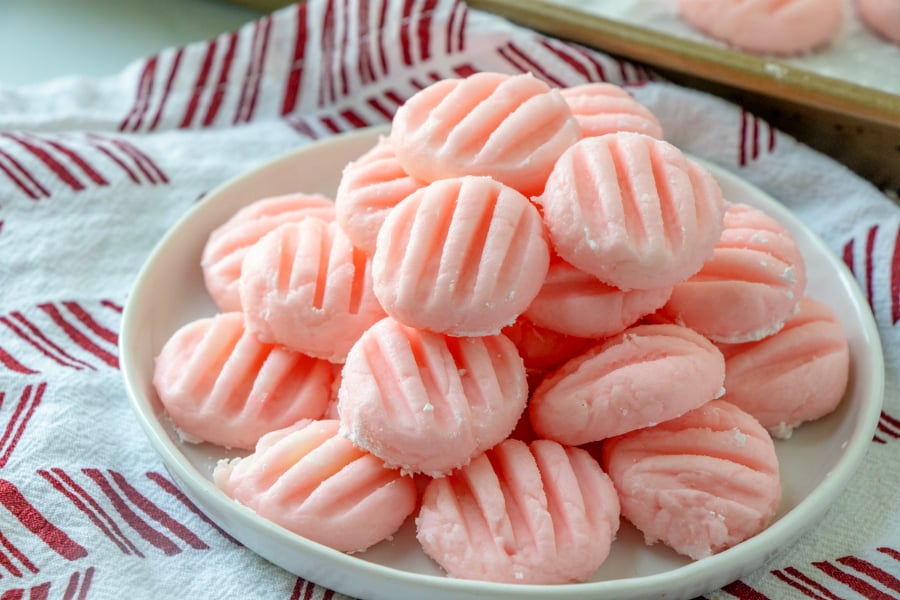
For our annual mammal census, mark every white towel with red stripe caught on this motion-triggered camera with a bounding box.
[0,1,898,598]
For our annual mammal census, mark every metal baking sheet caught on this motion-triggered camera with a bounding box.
[548,0,900,96]
[468,0,900,187]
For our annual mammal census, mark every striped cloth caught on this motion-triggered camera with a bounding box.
[0,1,898,598]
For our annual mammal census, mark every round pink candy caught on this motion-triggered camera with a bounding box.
[153,312,333,449]
[524,255,673,339]
[214,419,417,553]
[535,133,725,291]
[602,400,781,560]
[338,317,528,476]
[335,136,426,255]
[857,0,900,45]
[416,438,620,584]
[373,176,550,336]
[660,202,807,344]
[390,71,581,196]
[560,82,663,139]
[677,0,843,55]
[239,217,386,363]
[717,295,850,438]
[201,193,335,312]
[529,323,726,445]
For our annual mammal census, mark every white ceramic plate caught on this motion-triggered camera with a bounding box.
[120,127,884,600]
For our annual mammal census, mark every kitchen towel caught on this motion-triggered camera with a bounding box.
[0,1,898,598]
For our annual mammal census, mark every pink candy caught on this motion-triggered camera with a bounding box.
[603,400,781,560]
[335,136,426,255]
[390,71,581,196]
[529,323,726,445]
[240,217,386,363]
[214,419,417,553]
[417,438,620,584]
[201,193,335,312]
[857,0,900,45]
[337,317,528,476]
[153,312,333,449]
[561,82,664,139]
[535,133,725,290]
[660,202,807,343]
[525,255,672,339]
[677,0,843,56]
[372,176,550,336]
[717,296,850,438]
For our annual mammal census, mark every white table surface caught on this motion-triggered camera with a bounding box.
[0,0,264,86]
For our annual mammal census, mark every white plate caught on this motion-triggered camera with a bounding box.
[120,127,884,600]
